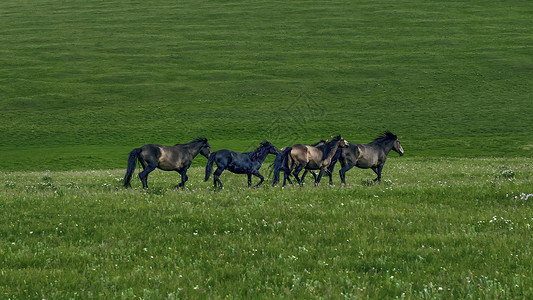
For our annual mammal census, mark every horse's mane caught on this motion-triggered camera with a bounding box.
[311,139,327,147]
[249,141,271,160]
[176,137,207,146]
[371,131,397,145]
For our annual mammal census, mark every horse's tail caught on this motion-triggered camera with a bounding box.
[272,147,291,186]
[204,152,216,181]
[124,148,141,187]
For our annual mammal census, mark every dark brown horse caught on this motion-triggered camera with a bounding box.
[123,138,211,189]
[272,135,348,187]
[331,131,404,185]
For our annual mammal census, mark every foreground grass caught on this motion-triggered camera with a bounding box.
[1,158,532,298]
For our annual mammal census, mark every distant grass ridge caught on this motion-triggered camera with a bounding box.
[1,0,532,171]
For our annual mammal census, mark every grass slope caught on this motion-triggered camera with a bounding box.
[1,0,532,171]
[1,158,532,298]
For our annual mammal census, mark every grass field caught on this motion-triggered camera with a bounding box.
[1,158,532,298]
[1,0,532,298]
[1,0,532,171]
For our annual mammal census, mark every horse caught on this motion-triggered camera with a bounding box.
[123,138,211,189]
[276,139,328,186]
[330,131,404,185]
[205,141,280,189]
[272,135,348,187]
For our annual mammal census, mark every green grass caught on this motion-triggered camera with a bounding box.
[1,0,532,298]
[1,0,532,171]
[1,158,532,298]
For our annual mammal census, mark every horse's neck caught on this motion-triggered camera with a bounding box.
[182,142,202,157]
[250,147,269,163]
[321,142,340,163]
[379,140,395,156]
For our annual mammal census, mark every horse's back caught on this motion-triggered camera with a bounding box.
[140,144,186,171]
[213,149,253,173]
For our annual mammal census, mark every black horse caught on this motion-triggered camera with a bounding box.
[205,141,280,189]
[330,131,404,185]
[124,138,211,189]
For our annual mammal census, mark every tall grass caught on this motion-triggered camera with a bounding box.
[2,158,532,298]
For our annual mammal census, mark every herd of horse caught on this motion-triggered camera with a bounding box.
[123,131,404,190]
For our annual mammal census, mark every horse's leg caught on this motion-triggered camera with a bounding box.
[373,164,384,183]
[285,173,293,185]
[247,174,252,187]
[300,170,308,183]
[315,170,325,186]
[339,164,354,186]
[252,171,264,189]
[292,165,304,185]
[213,167,224,189]
[327,164,335,186]
[282,171,290,187]
[175,168,188,189]
[139,164,157,189]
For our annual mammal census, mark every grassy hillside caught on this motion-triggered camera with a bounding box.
[1,158,532,298]
[1,0,532,171]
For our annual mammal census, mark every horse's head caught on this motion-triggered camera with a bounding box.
[261,141,281,155]
[341,137,349,147]
[200,139,211,158]
[392,137,404,156]
[331,135,349,147]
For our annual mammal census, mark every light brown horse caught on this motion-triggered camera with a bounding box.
[273,135,348,187]
[124,138,211,189]
[278,139,327,185]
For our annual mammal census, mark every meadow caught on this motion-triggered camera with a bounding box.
[1,158,532,298]
[1,0,533,298]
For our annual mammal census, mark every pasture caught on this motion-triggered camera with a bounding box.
[1,0,532,298]
[1,158,532,298]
